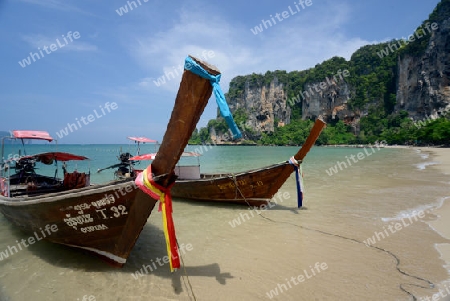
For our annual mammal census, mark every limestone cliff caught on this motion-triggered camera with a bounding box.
[301,77,356,126]
[396,18,450,119]
[213,75,290,141]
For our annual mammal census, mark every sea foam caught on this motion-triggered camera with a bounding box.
[381,196,449,222]
[415,161,438,170]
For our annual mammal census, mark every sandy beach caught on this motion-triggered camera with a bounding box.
[417,147,450,295]
[384,145,450,300]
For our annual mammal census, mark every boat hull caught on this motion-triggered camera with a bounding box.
[171,162,295,206]
[0,180,157,267]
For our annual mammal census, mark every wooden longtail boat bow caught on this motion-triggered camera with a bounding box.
[135,55,221,271]
[151,56,220,186]
[294,117,327,163]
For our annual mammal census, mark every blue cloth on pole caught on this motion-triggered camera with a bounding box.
[184,56,242,139]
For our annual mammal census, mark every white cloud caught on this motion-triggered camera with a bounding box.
[17,0,91,15]
[138,77,154,88]
[125,1,376,94]
[21,34,98,52]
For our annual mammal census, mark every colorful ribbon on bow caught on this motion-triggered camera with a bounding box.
[135,166,180,271]
[289,156,304,208]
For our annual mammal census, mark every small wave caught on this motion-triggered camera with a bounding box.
[420,153,429,159]
[381,197,449,222]
[415,161,438,170]
[414,148,429,159]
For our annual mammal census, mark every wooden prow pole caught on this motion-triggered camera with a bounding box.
[151,56,220,187]
[294,117,326,162]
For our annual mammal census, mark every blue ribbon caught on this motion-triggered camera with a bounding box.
[184,56,242,139]
[289,157,303,208]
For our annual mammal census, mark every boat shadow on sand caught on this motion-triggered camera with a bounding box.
[0,220,233,295]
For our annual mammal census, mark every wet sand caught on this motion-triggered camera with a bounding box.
[386,146,450,300]
[417,147,450,299]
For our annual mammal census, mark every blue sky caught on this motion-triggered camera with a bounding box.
[0,0,441,143]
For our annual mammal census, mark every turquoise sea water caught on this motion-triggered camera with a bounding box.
[1,143,405,183]
[0,144,449,300]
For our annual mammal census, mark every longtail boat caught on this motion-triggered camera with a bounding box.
[130,118,326,206]
[0,55,222,268]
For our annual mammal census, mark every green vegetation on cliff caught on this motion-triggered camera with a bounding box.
[399,0,450,57]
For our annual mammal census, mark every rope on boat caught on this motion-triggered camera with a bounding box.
[231,174,238,200]
[227,174,253,208]
[253,213,435,301]
[177,239,197,301]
